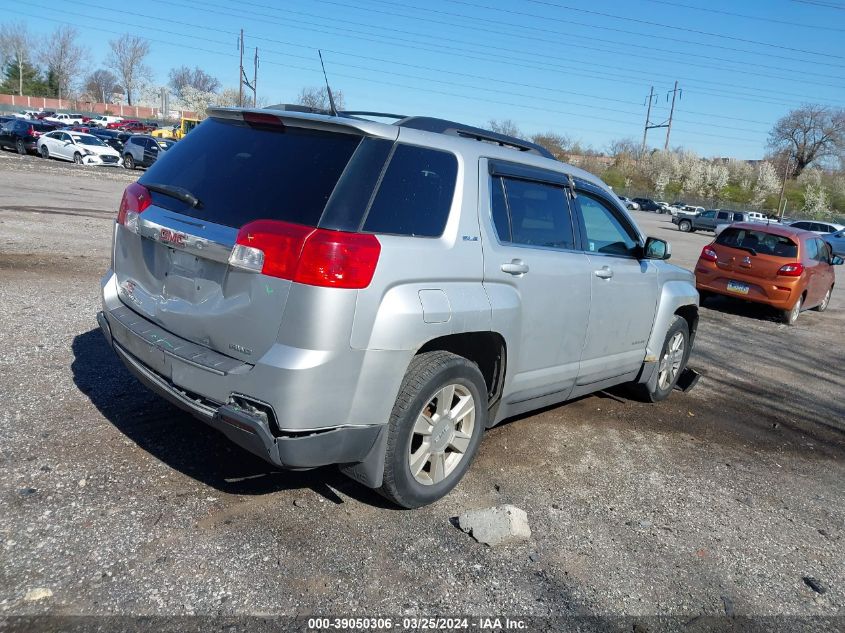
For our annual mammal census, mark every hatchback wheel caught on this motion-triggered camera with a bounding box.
[376,351,487,508]
[679,219,692,232]
[782,295,802,325]
[813,286,832,312]
[15,139,26,155]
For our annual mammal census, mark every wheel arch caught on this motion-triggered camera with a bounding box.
[416,331,507,423]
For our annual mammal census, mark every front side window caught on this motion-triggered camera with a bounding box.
[576,192,638,257]
[490,176,575,249]
[702,210,715,218]
[362,144,457,237]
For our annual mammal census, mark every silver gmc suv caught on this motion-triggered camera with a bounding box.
[98,107,699,508]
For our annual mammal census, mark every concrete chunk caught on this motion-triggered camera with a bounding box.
[457,504,531,547]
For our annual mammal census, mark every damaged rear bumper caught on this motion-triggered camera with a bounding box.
[97,310,384,471]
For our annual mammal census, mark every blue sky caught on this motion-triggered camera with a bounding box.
[8,0,845,158]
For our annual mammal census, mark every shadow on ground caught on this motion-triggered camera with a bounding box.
[70,328,393,508]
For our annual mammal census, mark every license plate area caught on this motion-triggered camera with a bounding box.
[727,280,749,295]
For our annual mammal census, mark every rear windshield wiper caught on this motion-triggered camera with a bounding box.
[732,245,757,256]
[144,182,202,209]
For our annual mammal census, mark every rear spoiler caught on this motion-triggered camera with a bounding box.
[206,107,399,141]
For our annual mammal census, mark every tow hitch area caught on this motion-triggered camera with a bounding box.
[675,367,701,392]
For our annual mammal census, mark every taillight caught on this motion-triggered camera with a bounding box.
[700,246,718,262]
[28,125,41,138]
[117,183,151,233]
[229,220,381,289]
[777,263,804,276]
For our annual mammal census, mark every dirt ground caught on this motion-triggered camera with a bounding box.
[1,150,843,626]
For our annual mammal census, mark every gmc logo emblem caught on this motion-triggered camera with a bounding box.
[159,228,186,246]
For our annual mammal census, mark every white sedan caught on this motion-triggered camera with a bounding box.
[38,131,122,166]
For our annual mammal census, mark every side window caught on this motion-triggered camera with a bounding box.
[363,144,457,237]
[816,239,831,262]
[496,177,574,249]
[490,177,511,241]
[805,238,818,261]
[717,211,729,221]
[733,213,744,221]
[576,192,639,257]
[702,210,715,218]
[793,222,809,230]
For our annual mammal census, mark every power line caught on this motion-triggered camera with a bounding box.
[791,0,845,9]
[518,0,845,59]
[305,0,845,86]
[642,0,845,31]
[166,0,843,107]
[444,0,845,69]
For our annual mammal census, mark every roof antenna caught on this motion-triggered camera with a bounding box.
[318,49,338,116]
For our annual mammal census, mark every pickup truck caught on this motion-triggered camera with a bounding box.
[673,209,752,233]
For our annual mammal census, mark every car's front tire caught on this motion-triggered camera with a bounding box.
[377,351,488,509]
[813,286,832,312]
[629,316,691,403]
[73,152,83,165]
[123,154,135,169]
[40,145,49,159]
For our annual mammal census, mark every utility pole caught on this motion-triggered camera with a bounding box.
[664,80,680,150]
[641,86,654,157]
[777,156,792,221]
[238,29,244,107]
[642,82,680,154]
[253,47,259,108]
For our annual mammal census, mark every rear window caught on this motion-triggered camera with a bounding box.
[716,228,798,258]
[362,144,457,237]
[140,118,362,228]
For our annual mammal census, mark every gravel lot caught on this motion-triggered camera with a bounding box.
[1,150,843,625]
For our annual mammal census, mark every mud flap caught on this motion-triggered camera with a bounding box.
[674,367,701,392]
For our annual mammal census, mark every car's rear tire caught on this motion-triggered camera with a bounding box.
[40,145,49,159]
[782,295,802,325]
[812,286,832,312]
[679,219,692,232]
[377,351,488,509]
[629,316,691,403]
[16,139,26,155]
[73,152,83,165]
[123,154,135,169]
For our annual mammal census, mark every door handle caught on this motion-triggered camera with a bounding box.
[501,259,529,275]
[594,266,613,279]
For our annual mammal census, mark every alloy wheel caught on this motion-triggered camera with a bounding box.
[407,384,476,486]
[657,332,685,390]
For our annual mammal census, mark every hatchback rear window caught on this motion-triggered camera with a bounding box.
[140,118,362,228]
[716,228,798,258]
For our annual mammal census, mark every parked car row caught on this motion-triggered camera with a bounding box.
[9,109,161,131]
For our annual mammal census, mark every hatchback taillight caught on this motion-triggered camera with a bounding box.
[229,220,381,289]
[700,246,718,262]
[777,263,804,276]
[117,183,151,233]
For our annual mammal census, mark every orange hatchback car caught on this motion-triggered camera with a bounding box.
[695,222,842,324]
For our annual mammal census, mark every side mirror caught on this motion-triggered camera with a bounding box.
[643,236,671,260]
[832,256,843,266]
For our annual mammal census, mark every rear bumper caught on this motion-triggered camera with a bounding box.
[695,266,799,309]
[97,310,384,469]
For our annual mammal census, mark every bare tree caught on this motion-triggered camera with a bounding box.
[107,35,151,106]
[487,119,521,137]
[85,69,119,103]
[0,22,34,96]
[169,65,219,99]
[530,132,571,160]
[39,26,87,101]
[768,105,845,178]
[296,86,345,111]
[607,137,641,159]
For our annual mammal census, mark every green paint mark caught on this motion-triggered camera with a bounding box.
[265,284,274,296]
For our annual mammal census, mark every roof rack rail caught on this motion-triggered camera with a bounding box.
[395,116,554,159]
